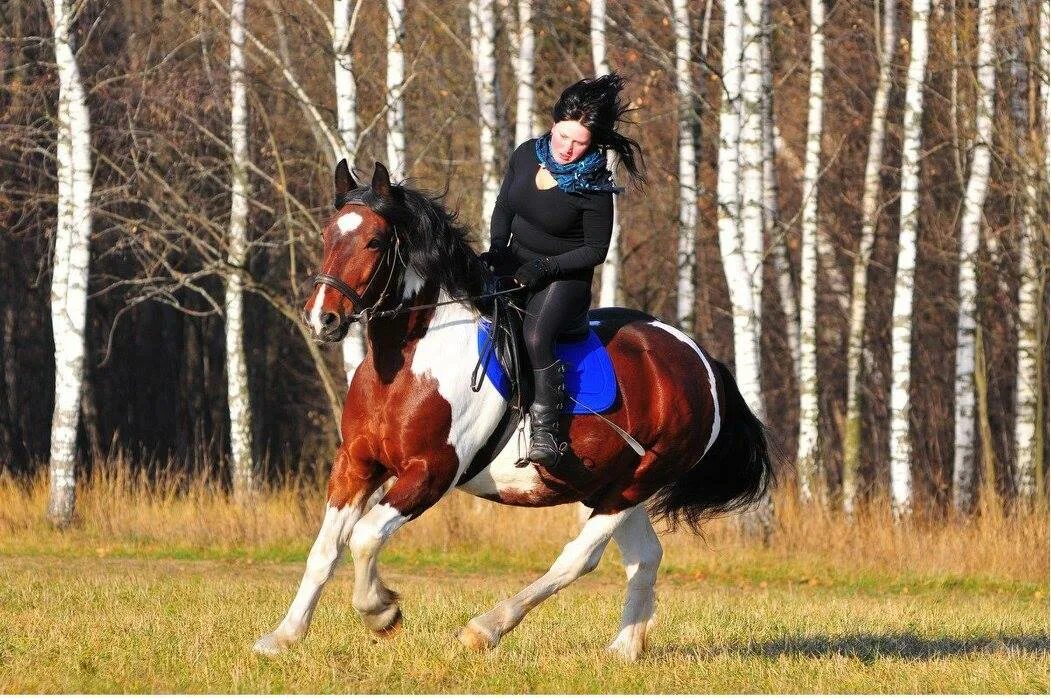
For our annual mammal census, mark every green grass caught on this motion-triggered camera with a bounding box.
[0,550,1046,693]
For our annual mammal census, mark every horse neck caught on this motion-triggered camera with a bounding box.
[363,283,478,382]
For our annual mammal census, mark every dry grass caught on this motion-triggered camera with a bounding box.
[0,459,1047,692]
[1,459,1046,587]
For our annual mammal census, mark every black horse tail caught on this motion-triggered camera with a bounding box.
[648,357,777,532]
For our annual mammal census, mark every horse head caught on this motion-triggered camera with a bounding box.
[305,160,401,341]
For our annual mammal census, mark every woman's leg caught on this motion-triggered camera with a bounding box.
[520,279,591,467]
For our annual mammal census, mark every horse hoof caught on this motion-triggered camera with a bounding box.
[253,633,290,657]
[371,607,403,638]
[605,641,643,661]
[456,622,496,652]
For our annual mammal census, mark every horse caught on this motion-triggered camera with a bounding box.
[252,160,776,661]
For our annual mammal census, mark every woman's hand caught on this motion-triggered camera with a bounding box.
[479,249,512,274]
[513,257,557,289]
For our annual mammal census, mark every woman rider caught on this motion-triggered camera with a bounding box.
[479,73,645,470]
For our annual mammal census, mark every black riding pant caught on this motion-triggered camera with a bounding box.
[522,278,591,369]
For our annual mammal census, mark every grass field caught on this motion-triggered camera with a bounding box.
[0,465,1048,693]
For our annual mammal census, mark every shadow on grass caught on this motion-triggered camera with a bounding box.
[655,633,1050,662]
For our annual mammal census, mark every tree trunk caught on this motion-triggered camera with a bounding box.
[952,0,997,514]
[1015,0,1048,501]
[227,0,255,504]
[889,0,932,512]
[797,0,824,502]
[672,0,698,327]
[514,0,535,146]
[333,0,359,160]
[47,0,94,526]
[592,0,623,308]
[844,0,899,510]
[386,0,406,181]
[469,0,500,225]
[763,0,797,378]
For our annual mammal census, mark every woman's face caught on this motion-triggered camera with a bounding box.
[550,120,592,164]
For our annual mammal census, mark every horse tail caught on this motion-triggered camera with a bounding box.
[647,357,778,532]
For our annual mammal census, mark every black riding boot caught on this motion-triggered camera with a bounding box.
[526,360,567,468]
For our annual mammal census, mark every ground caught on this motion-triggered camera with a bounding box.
[0,543,1046,693]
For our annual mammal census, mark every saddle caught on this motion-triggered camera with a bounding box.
[458,279,620,486]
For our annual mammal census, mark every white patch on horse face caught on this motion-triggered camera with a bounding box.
[409,294,508,485]
[401,265,425,300]
[648,321,721,455]
[309,285,327,336]
[336,212,363,235]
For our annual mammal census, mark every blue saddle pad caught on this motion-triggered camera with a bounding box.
[477,320,617,414]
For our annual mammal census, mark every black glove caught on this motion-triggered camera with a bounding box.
[478,248,512,274]
[513,257,557,290]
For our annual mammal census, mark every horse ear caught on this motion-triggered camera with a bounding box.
[371,161,392,197]
[334,159,358,204]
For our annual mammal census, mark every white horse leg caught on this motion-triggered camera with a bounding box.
[253,494,375,656]
[458,506,637,651]
[349,501,411,632]
[606,506,662,660]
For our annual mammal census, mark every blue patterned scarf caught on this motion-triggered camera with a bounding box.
[534,133,621,194]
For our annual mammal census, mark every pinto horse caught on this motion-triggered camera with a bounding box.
[253,161,775,660]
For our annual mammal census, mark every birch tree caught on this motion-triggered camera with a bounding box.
[672,0,698,326]
[227,0,254,503]
[333,0,360,159]
[592,0,623,308]
[763,0,798,376]
[843,0,899,511]
[47,0,93,526]
[386,0,406,181]
[889,0,932,511]
[797,0,825,501]
[1014,0,1047,500]
[739,0,765,336]
[514,0,536,146]
[951,0,997,513]
[469,0,500,224]
[334,0,366,385]
[717,0,763,414]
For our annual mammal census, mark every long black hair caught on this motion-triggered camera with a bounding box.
[551,72,646,189]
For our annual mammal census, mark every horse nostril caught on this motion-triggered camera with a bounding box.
[320,311,339,328]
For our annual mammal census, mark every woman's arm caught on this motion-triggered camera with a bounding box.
[488,149,519,252]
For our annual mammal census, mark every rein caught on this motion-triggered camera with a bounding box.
[312,233,525,323]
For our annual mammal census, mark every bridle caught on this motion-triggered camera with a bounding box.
[312,225,524,326]
[312,232,404,325]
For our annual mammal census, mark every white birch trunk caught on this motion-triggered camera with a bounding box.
[334,0,366,385]
[843,0,899,510]
[1014,0,1046,499]
[796,0,825,501]
[889,0,932,512]
[227,0,254,503]
[514,0,535,146]
[591,0,623,308]
[386,0,406,181]
[47,0,93,526]
[469,0,500,225]
[333,0,359,160]
[763,0,798,377]
[739,0,765,332]
[952,0,997,513]
[718,0,763,419]
[673,0,698,326]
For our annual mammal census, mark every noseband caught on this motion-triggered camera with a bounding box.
[312,234,403,324]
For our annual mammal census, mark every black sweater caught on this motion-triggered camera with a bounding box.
[489,139,615,282]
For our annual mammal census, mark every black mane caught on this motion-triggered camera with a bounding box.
[337,181,486,302]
